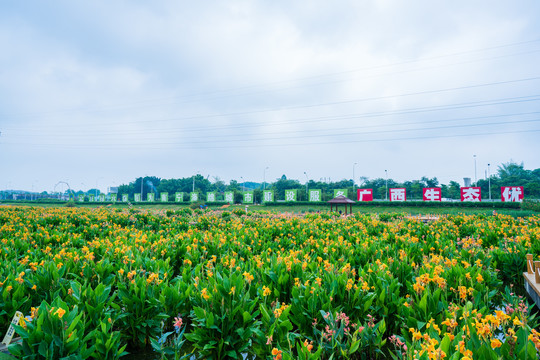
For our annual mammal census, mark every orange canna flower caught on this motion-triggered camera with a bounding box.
[271,348,282,360]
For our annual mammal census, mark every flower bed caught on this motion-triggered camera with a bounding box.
[0,207,539,359]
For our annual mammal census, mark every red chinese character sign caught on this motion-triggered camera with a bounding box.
[423,188,441,201]
[461,187,481,202]
[501,186,524,202]
[357,188,373,201]
[389,188,406,201]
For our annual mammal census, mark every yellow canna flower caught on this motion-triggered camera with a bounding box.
[201,288,210,300]
[54,308,66,319]
[491,338,502,348]
[243,272,254,284]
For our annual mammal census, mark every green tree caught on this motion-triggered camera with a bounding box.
[497,161,529,181]
[87,188,101,196]
[270,175,301,200]
[408,181,423,200]
[212,177,227,193]
[228,180,240,191]
[362,178,395,200]
[421,176,439,188]
[448,181,461,199]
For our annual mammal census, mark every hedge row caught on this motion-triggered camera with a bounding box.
[261,200,521,209]
[0,199,524,210]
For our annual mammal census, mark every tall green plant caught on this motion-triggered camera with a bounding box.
[185,271,261,359]
[9,298,94,359]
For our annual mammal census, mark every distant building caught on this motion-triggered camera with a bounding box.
[463,177,471,187]
[108,187,119,194]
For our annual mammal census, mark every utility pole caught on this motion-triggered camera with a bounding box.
[192,171,200,193]
[304,172,309,201]
[353,162,357,195]
[473,155,477,185]
[385,170,388,201]
[263,167,269,190]
[488,163,491,201]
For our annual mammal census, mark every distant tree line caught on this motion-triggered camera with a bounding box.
[114,161,540,202]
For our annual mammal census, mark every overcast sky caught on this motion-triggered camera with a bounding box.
[1,1,540,193]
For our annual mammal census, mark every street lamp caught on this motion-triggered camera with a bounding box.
[304,172,309,200]
[191,171,201,194]
[263,167,269,190]
[353,162,357,195]
[488,163,491,201]
[385,170,388,201]
[80,182,85,202]
[93,177,104,199]
[31,180,38,201]
[473,155,477,185]
[139,174,149,201]
[240,177,245,192]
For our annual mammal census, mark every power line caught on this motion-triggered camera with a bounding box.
[6,111,540,142]
[40,46,538,114]
[2,38,540,119]
[3,128,539,150]
[160,111,540,140]
[4,95,540,143]
[4,76,540,131]
[132,117,540,145]
[4,117,539,149]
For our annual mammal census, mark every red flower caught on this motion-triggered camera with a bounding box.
[174,316,183,330]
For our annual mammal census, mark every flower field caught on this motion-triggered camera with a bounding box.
[1,206,540,359]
